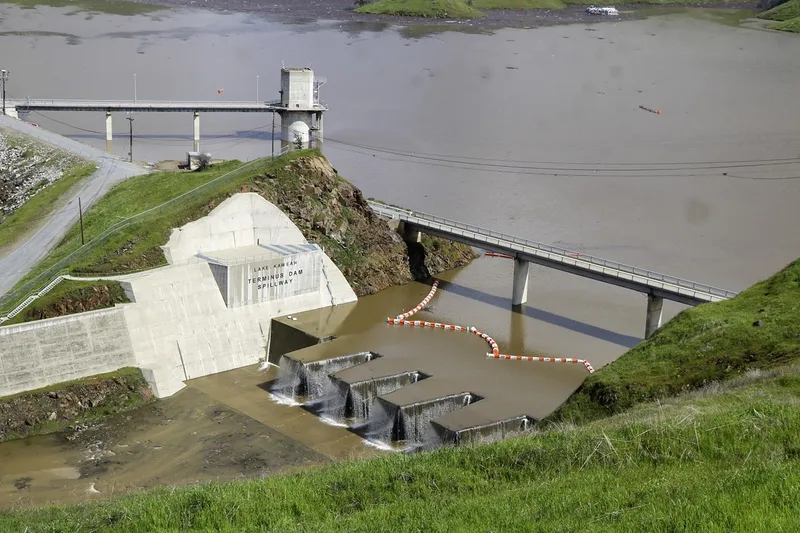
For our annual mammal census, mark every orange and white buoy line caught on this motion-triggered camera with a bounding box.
[639,105,661,115]
[485,353,594,373]
[386,279,595,373]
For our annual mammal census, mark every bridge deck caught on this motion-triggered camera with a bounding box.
[368,201,737,306]
[8,99,326,113]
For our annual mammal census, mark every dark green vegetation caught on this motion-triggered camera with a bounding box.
[757,0,800,32]
[1,366,799,530]
[1,0,164,16]
[0,368,153,442]
[355,0,485,18]
[2,280,129,326]
[355,0,753,19]
[552,258,800,423]
[474,0,566,8]
[1,151,474,315]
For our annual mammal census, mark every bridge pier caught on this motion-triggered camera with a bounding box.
[105,111,113,141]
[193,111,200,152]
[645,293,664,339]
[512,258,529,306]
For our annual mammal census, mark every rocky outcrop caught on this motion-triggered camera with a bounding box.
[250,155,477,296]
[0,369,153,442]
[0,127,86,222]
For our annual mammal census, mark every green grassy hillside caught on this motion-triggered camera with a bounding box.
[552,258,800,423]
[355,0,485,18]
[2,365,799,530]
[757,0,800,32]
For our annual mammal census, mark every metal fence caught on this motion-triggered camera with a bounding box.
[368,201,738,300]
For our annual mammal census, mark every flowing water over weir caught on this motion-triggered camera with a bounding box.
[269,352,380,402]
[330,371,429,422]
[432,416,535,447]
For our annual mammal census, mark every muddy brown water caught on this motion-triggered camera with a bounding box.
[1,1,800,507]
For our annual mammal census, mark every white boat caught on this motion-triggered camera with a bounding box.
[586,6,620,15]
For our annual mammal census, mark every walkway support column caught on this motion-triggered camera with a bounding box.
[512,258,530,306]
[105,111,113,153]
[105,111,113,141]
[193,111,200,152]
[317,112,324,146]
[645,293,664,339]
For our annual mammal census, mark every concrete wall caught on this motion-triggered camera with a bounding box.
[0,308,136,397]
[0,194,356,399]
[123,193,357,397]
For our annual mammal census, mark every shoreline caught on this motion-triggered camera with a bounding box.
[120,0,762,29]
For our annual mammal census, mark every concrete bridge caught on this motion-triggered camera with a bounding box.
[368,201,738,339]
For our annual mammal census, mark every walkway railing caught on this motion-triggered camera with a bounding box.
[368,201,738,302]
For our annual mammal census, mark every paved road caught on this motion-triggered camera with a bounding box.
[0,116,148,299]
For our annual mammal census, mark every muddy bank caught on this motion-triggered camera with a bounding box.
[0,368,153,443]
[252,155,476,296]
[0,370,338,509]
[122,0,760,28]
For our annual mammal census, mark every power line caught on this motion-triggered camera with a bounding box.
[324,136,800,167]
[327,140,800,181]
[325,137,800,173]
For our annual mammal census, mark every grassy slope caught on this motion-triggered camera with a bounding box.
[758,0,800,20]
[356,0,485,18]
[473,0,566,8]
[758,0,800,32]
[6,158,255,293]
[552,258,800,424]
[3,280,129,326]
[2,367,799,530]
[2,151,474,311]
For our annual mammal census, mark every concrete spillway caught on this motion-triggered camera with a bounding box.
[330,370,429,422]
[432,415,534,447]
[270,352,380,402]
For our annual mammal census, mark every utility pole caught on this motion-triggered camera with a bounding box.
[271,111,275,158]
[78,197,85,246]
[126,113,134,162]
[1,69,8,116]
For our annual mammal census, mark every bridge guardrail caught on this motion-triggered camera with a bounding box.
[368,201,738,300]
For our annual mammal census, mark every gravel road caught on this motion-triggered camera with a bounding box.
[0,116,148,300]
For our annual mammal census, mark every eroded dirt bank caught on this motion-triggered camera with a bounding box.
[0,369,153,443]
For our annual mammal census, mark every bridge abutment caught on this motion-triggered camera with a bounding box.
[512,258,529,306]
[645,293,664,339]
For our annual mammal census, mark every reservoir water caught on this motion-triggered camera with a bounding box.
[0,1,799,505]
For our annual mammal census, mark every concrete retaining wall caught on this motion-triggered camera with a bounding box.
[0,307,136,397]
[0,193,356,399]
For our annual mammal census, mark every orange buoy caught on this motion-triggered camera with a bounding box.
[217,89,224,94]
